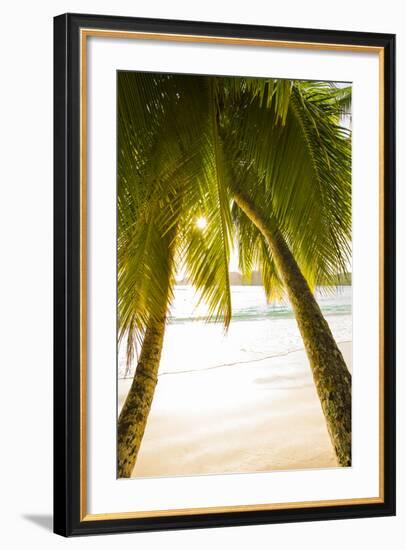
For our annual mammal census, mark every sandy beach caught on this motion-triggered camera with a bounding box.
[118,341,352,478]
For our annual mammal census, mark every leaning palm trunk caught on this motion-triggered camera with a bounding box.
[234,190,352,466]
[117,312,167,477]
[117,230,175,478]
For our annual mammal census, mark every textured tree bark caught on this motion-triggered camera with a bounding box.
[117,313,167,478]
[234,190,352,466]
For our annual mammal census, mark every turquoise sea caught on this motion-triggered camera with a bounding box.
[118,285,352,378]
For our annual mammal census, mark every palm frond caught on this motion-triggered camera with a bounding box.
[222,79,352,289]
[118,73,235,359]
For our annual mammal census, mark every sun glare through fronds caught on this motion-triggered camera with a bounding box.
[196,216,207,230]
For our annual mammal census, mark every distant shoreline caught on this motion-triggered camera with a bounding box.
[176,272,352,286]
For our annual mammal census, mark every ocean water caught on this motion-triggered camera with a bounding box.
[118,285,352,378]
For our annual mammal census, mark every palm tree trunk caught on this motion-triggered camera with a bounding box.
[117,227,176,479]
[117,313,167,477]
[234,190,352,466]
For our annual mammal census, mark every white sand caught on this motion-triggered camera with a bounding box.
[118,341,352,478]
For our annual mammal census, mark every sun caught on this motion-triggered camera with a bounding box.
[196,216,207,230]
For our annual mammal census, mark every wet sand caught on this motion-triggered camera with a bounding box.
[118,342,352,478]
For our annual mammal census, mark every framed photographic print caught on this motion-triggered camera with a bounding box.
[53,13,396,536]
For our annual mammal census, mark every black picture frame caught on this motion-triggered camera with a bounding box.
[54,12,396,537]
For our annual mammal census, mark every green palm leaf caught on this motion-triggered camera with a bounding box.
[222,78,351,290]
[117,73,234,362]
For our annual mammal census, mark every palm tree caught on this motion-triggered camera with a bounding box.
[117,73,352,476]
[221,80,352,465]
[117,74,233,477]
